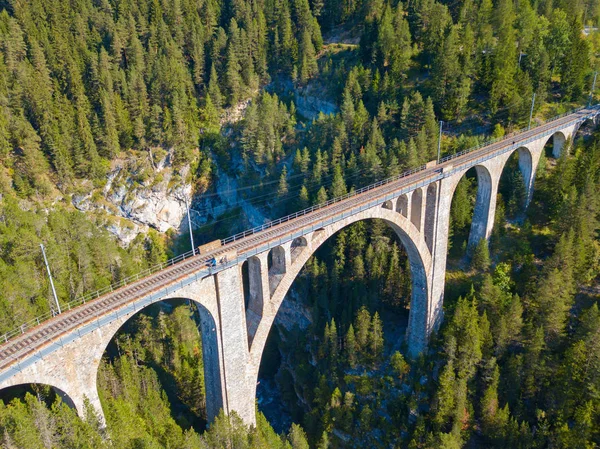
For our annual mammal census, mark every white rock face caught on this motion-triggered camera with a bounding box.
[72,149,192,244]
[105,181,189,234]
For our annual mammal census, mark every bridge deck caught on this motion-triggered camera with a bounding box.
[0,107,596,373]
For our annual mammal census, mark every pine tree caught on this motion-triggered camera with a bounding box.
[480,360,500,434]
[345,324,357,368]
[288,424,310,449]
[208,64,223,109]
[317,431,330,449]
[226,43,242,105]
[328,318,339,363]
[471,238,491,271]
[390,351,409,382]
[277,166,289,197]
[298,185,310,209]
[316,186,328,204]
[434,356,456,427]
[406,138,419,168]
[354,307,371,357]
[330,164,347,198]
[299,28,318,83]
[369,311,384,363]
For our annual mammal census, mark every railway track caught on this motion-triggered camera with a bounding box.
[0,106,596,373]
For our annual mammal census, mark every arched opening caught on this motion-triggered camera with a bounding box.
[411,188,423,230]
[0,383,77,412]
[424,183,438,251]
[573,117,596,147]
[449,165,492,259]
[268,246,288,294]
[242,259,250,310]
[98,298,220,434]
[244,256,265,345]
[497,147,532,224]
[396,194,409,218]
[382,200,393,210]
[544,131,568,159]
[290,237,308,264]
[255,218,424,433]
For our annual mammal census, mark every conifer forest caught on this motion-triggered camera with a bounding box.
[0,0,600,447]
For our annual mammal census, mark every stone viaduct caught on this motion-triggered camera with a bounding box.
[0,107,598,428]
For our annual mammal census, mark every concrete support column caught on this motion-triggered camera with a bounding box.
[215,266,255,426]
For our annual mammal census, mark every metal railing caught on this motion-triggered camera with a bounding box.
[438,106,587,164]
[0,247,197,344]
[220,164,427,244]
[220,105,596,245]
[0,104,597,347]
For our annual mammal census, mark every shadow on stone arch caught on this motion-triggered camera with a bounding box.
[254,217,423,433]
[97,298,221,433]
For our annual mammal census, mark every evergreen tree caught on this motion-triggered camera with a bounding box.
[345,324,357,368]
[471,239,491,271]
[369,312,384,363]
[330,164,347,198]
[278,166,289,197]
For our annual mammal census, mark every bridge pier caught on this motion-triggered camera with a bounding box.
[214,265,256,426]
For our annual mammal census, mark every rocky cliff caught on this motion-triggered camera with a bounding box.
[72,149,192,245]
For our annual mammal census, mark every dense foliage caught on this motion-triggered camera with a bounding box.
[1,0,600,447]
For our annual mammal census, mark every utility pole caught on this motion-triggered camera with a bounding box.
[528,93,536,130]
[184,196,196,256]
[589,71,598,107]
[40,244,61,315]
[437,121,443,163]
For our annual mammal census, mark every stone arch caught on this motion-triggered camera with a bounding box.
[468,165,493,248]
[247,206,431,403]
[0,383,79,412]
[545,130,568,158]
[411,188,423,230]
[424,183,438,252]
[497,146,535,214]
[573,116,597,143]
[382,200,393,210]
[268,245,288,294]
[396,194,409,218]
[97,295,224,424]
[0,276,225,427]
[449,164,494,250]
